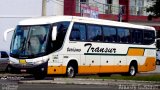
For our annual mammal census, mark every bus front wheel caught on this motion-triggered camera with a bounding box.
[66,64,76,78]
[33,63,47,80]
[34,71,46,80]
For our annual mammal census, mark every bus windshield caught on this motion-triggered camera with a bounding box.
[10,25,50,58]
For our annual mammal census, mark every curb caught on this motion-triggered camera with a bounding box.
[19,78,160,87]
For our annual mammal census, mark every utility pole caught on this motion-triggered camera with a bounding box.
[118,5,123,22]
[42,0,47,16]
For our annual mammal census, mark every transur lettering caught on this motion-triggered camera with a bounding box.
[84,43,116,53]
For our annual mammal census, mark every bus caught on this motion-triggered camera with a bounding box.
[4,16,156,79]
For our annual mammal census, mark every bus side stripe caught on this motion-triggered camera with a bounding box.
[84,47,156,56]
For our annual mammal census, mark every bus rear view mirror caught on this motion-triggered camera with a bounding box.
[4,28,15,41]
[52,26,57,41]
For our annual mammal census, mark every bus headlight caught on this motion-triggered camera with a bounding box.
[34,60,44,65]
[9,60,16,64]
[34,59,49,65]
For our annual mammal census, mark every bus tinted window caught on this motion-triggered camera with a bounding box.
[103,26,116,42]
[70,23,86,41]
[69,23,155,45]
[57,22,70,41]
[143,30,155,45]
[51,22,70,51]
[70,24,80,41]
[79,24,86,41]
[132,29,143,44]
[87,25,103,42]
[117,28,131,43]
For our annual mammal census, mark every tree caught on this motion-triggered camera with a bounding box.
[147,0,160,18]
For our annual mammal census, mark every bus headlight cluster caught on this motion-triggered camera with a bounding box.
[34,58,49,65]
[9,60,17,64]
[34,60,44,65]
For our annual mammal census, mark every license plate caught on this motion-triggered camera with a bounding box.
[19,59,27,64]
[21,69,27,73]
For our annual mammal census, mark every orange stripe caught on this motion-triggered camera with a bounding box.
[138,57,156,72]
[78,65,129,74]
[47,65,129,75]
[114,65,129,73]
[128,48,144,56]
[78,66,99,74]
[47,66,66,74]
[47,57,156,75]
[99,66,114,73]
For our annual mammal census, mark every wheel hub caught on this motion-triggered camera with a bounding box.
[130,66,135,76]
[67,66,74,77]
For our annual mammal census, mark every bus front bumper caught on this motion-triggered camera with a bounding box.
[8,62,48,74]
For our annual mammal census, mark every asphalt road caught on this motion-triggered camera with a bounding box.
[0,78,160,90]
[0,79,118,90]
[18,84,118,90]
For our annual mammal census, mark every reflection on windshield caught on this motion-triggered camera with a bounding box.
[11,25,50,58]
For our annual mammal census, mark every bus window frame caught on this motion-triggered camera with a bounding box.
[68,22,155,45]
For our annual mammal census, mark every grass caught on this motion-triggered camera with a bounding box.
[77,74,160,82]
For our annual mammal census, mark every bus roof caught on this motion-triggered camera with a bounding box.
[19,15,155,30]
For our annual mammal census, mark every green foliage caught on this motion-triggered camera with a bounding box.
[78,74,160,81]
[147,0,160,17]
[100,75,160,81]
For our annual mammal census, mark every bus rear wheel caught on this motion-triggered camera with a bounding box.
[156,60,160,65]
[66,64,76,78]
[128,64,137,76]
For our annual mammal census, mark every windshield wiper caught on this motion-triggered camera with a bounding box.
[27,39,34,55]
[16,38,26,56]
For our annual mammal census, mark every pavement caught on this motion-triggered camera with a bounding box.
[19,78,160,85]
[18,78,160,90]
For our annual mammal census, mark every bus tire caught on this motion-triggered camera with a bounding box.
[156,60,160,65]
[5,65,10,73]
[34,70,46,80]
[128,63,137,76]
[34,63,47,80]
[66,64,76,78]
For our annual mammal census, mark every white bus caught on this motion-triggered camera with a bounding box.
[4,16,156,79]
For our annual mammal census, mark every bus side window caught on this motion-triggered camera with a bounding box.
[124,29,131,43]
[117,28,125,43]
[132,29,143,44]
[79,24,86,41]
[69,23,86,41]
[103,26,116,43]
[117,28,131,43]
[94,27,102,41]
[87,25,94,41]
[50,22,70,52]
[143,30,155,45]
[70,29,80,41]
[70,24,80,41]
[57,22,69,42]
[87,25,102,42]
